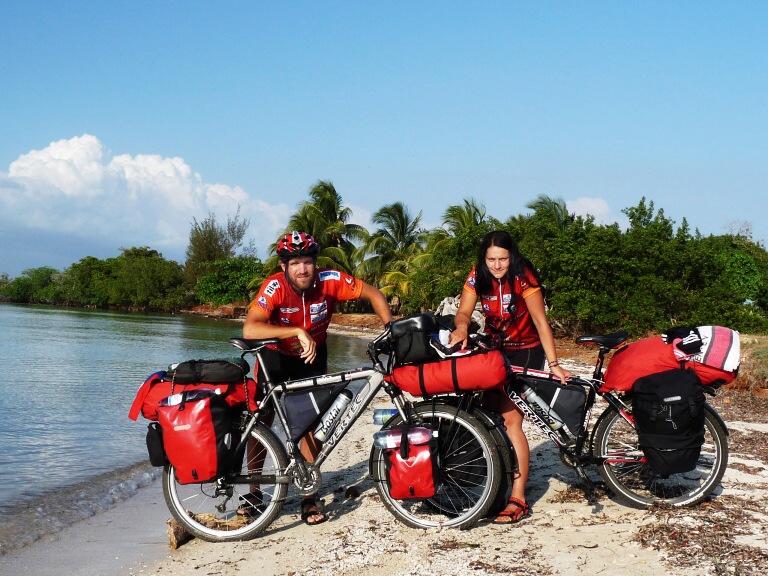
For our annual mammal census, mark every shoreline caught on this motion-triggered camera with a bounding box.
[0,468,173,575]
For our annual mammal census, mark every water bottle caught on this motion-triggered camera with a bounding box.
[518,383,566,431]
[373,427,433,449]
[373,408,398,425]
[314,390,353,442]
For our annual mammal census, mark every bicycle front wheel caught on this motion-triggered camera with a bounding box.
[593,403,728,508]
[163,420,289,542]
[370,403,502,529]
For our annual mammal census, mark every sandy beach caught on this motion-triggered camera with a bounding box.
[3,324,767,576]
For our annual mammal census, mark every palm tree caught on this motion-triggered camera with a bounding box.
[289,181,367,250]
[355,202,426,308]
[526,194,573,231]
[426,197,489,252]
[260,181,367,277]
[443,198,487,235]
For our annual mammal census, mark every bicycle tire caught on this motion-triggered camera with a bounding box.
[413,397,513,515]
[370,403,502,529]
[472,407,514,515]
[592,403,728,508]
[162,421,289,542]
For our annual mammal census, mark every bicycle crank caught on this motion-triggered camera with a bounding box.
[288,462,322,496]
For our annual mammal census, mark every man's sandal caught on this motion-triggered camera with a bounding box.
[300,497,327,526]
[492,497,530,524]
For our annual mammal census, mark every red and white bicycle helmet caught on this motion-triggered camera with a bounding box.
[276,231,320,259]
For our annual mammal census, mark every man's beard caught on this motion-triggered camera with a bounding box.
[287,270,315,292]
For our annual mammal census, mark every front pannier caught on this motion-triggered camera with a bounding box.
[384,427,438,500]
[384,350,509,397]
[631,368,706,477]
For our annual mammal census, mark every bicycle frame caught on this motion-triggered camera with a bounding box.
[229,334,410,488]
[258,366,389,467]
[499,337,639,500]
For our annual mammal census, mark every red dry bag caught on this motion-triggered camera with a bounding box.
[384,349,508,397]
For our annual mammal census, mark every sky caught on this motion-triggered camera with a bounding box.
[1,1,766,277]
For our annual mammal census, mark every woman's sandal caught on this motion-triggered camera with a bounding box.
[237,490,266,517]
[300,497,327,526]
[492,497,530,524]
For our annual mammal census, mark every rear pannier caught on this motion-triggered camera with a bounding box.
[128,358,257,422]
[631,368,706,477]
[156,388,239,484]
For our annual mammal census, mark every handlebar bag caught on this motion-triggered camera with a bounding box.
[128,373,258,421]
[631,368,706,477]
[390,313,441,367]
[384,349,509,397]
[385,428,438,500]
[157,389,238,484]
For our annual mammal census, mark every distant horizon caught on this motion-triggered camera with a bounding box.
[1,192,760,280]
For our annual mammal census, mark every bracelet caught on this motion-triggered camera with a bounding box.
[549,360,559,367]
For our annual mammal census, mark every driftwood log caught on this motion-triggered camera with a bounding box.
[166,518,192,549]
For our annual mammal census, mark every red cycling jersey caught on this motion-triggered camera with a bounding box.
[463,265,542,349]
[248,268,364,356]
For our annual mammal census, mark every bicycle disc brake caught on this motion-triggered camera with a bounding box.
[288,462,322,496]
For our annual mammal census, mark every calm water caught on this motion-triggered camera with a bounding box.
[0,303,371,551]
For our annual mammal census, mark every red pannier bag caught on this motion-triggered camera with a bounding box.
[601,335,738,393]
[384,427,437,500]
[384,349,509,397]
[128,372,258,421]
[157,389,237,484]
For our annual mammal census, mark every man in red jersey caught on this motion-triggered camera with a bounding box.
[243,231,392,524]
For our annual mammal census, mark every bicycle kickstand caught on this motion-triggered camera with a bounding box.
[573,465,600,505]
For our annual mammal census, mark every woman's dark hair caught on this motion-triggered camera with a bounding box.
[474,230,541,295]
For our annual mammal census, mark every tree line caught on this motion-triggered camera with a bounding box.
[1,180,767,336]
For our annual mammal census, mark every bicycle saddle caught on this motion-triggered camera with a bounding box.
[575,331,629,349]
[229,337,281,351]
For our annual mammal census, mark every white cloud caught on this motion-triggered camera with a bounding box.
[347,203,373,232]
[567,197,610,222]
[567,196,628,229]
[0,135,290,272]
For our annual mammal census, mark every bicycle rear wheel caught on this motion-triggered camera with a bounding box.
[370,403,502,529]
[593,404,728,508]
[162,421,288,542]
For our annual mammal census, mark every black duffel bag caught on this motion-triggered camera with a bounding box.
[166,357,250,384]
[631,368,706,477]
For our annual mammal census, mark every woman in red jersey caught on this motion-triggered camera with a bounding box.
[450,230,572,525]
